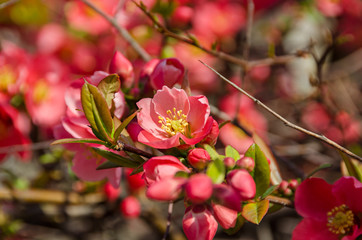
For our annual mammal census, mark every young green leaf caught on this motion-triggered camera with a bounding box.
[204,144,220,161]
[114,110,140,141]
[339,151,362,182]
[96,161,122,170]
[81,81,97,132]
[207,158,225,184]
[51,138,107,146]
[91,96,113,143]
[97,74,120,108]
[244,144,270,198]
[261,185,279,200]
[225,145,240,161]
[241,199,269,225]
[92,147,139,168]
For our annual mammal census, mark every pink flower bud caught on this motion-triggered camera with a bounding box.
[283,188,293,196]
[212,184,242,212]
[183,205,218,240]
[187,148,211,170]
[279,180,289,192]
[227,169,256,200]
[146,177,186,201]
[150,58,184,90]
[125,168,145,193]
[200,119,219,146]
[223,157,235,169]
[104,182,121,202]
[143,155,190,186]
[212,203,238,229]
[120,196,141,218]
[236,156,255,172]
[108,51,134,88]
[185,174,213,204]
[288,179,299,190]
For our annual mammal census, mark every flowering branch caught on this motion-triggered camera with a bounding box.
[80,0,152,62]
[201,61,362,162]
[134,1,305,71]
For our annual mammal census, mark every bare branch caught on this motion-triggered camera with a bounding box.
[80,0,152,62]
[0,0,19,9]
[200,61,362,162]
[243,0,254,61]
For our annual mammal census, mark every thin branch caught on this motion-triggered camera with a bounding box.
[134,1,302,71]
[243,0,254,61]
[80,0,151,62]
[265,195,293,208]
[162,201,174,240]
[0,0,19,9]
[200,61,362,162]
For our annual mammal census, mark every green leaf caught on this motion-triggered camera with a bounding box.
[339,151,362,182]
[223,213,245,235]
[87,83,114,136]
[51,138,107,146]
[97,74,120,108]
[114,110,139,142]
[204,144,220,161]
[91,95,113,143]
[81,81,97,132]
[92,147,139,168]
[225,145,240,161]
[96,161,122,170]
[207,158,225,184]
[261,185,279,200]
[241,199,269,225]
[130,164,144,175]
[305,163,332,179]
[244,144,270,198]
[125,151,146,164]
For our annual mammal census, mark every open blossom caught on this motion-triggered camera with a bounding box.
[293,177,362,240]
[136,86,215,149]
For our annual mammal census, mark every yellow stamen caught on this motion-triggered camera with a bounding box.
[158,108,189,137]
[326,204,354,235]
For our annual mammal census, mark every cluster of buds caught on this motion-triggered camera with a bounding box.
[277,179,300,197]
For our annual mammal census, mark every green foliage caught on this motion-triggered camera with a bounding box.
[244,144,270,198]
[97,74,120,108]
[261,185,279,200]
[225,145,240,161]
[51,138,107,146]
[339,151,362,182]
[207,158,225,184]
[91,148,139,168]
[241,199,269,225]
[114,110,139,142]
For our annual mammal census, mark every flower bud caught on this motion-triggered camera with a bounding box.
[104,182,121,202]
[212,203,238,229]
[149,58,184,90]
[283,188,293,196]
[108,51,134,88]
[183,205,217,240]
[227,169,256,200]
[279,180,289,192]
[288,179,299,190]
[185,174,213,204]
[223,157,235,169]
[236,156,255,172]
[200,119,219,146]
[187,148,211,170]
[120,196,141,218]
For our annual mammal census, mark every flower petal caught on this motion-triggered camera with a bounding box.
[292,218,337,240]
[332,176,362,213]
[187,95,210,132]
[152,86,190,117]
[138,130,181,149]
[137,98,164,135]
[146,177,186,201]
[294,178,338,221]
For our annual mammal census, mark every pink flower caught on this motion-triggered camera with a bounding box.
[293,177,362,240]
[183,205,218,240]
[185,174,213,204]
[136,86,214,149]
[120,196,141,218]
[226,169,256,200]
[142,155,190,186]
[187,148,211,170]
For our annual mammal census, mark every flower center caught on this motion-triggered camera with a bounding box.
[158,108,189,137]
[327,204,354,235]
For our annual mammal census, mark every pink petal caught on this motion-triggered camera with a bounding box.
[146,177,186,201]
[292,218,337,240]
[212,203,238,229]
[294,178,339,221]
[138,130,181,149]
[332,176,362,213]
[187,95,210,132]
[152,86,190,117]
[136,98,164,135]
[180,117,214,145]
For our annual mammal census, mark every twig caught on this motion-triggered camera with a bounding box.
[0,188,105,204]
[134,1,302,71]
[80,0,151,62]
[0,0,19,9]
[200,61,362,162]
[243,0,254,61]
[162,201,174,240]
[265,195,293,208]
[0,140,53,154]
